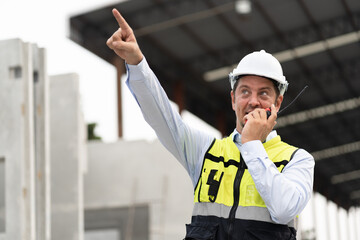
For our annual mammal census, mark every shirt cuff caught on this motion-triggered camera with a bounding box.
[126,57,149,81]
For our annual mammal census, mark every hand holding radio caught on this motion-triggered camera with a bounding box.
[241,104,277,144]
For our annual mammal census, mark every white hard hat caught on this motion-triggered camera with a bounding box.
[229,50,289,95]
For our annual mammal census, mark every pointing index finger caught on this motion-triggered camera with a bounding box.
[112,8,131,30]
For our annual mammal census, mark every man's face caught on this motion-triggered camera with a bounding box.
[230,75,283,133]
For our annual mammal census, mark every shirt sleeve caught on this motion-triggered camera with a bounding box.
[239,140,315,225]
[126,58,214,186]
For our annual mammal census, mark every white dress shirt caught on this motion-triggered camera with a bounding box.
[126,57,315,225]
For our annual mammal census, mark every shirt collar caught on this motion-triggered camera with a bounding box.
[231,129,278,144]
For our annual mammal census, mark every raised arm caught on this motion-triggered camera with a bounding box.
[106,9,214,185]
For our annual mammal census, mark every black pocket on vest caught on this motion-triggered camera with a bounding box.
[184,222,218,240]
[243,227,295,240]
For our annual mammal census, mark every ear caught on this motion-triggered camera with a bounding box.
[231,90,235,111]
[275,95,283,112]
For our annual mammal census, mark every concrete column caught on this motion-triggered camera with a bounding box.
[0,39,37,240]
[114,57,125,138]
[32,45,51,240]
[49,73,86,240]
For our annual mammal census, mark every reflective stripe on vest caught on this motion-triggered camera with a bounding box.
[192,202,296,228]
[193,134,298,228]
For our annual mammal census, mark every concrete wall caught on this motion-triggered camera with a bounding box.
[32,43,51,240]
[50,73,86,240]
[0,38,86,240]
[85,139,194,240]
[0,38,37,240]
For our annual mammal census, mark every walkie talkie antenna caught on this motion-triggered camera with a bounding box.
[278,85,308,116]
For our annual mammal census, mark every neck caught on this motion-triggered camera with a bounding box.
[236,122,244,134]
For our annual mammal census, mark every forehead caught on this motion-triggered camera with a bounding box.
[237,75,275,90]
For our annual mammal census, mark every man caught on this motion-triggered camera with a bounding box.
[107,8,314,240]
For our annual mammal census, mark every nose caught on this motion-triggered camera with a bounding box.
[248,93,260,108]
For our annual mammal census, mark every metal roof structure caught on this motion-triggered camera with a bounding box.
[69,0,360,210]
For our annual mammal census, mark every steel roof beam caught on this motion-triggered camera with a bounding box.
[331,169,360,184]
[199,11,360,76]
[276,96,360,128]
[204,30,360,81]
[134,1,235,37]
[311,141,360,161]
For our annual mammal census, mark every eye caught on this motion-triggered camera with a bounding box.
[241,89,249,95]
[260,91,269,96]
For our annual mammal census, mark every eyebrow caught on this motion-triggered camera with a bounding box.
[238,85,250,89]
[259,87,273,91]
[238,85,273,91]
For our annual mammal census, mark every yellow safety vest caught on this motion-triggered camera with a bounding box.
[193,134,298,226]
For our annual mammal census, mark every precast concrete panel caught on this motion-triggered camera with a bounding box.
[32,45,51,240]
[77,87,86,240]
[0,39,37,240]
[49,73,85,240]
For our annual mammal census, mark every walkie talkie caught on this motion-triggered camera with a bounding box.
[265,108,271,119]
[245,107,271,124]
[265,85,308,119]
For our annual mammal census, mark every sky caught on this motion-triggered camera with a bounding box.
[0,1,359,239]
